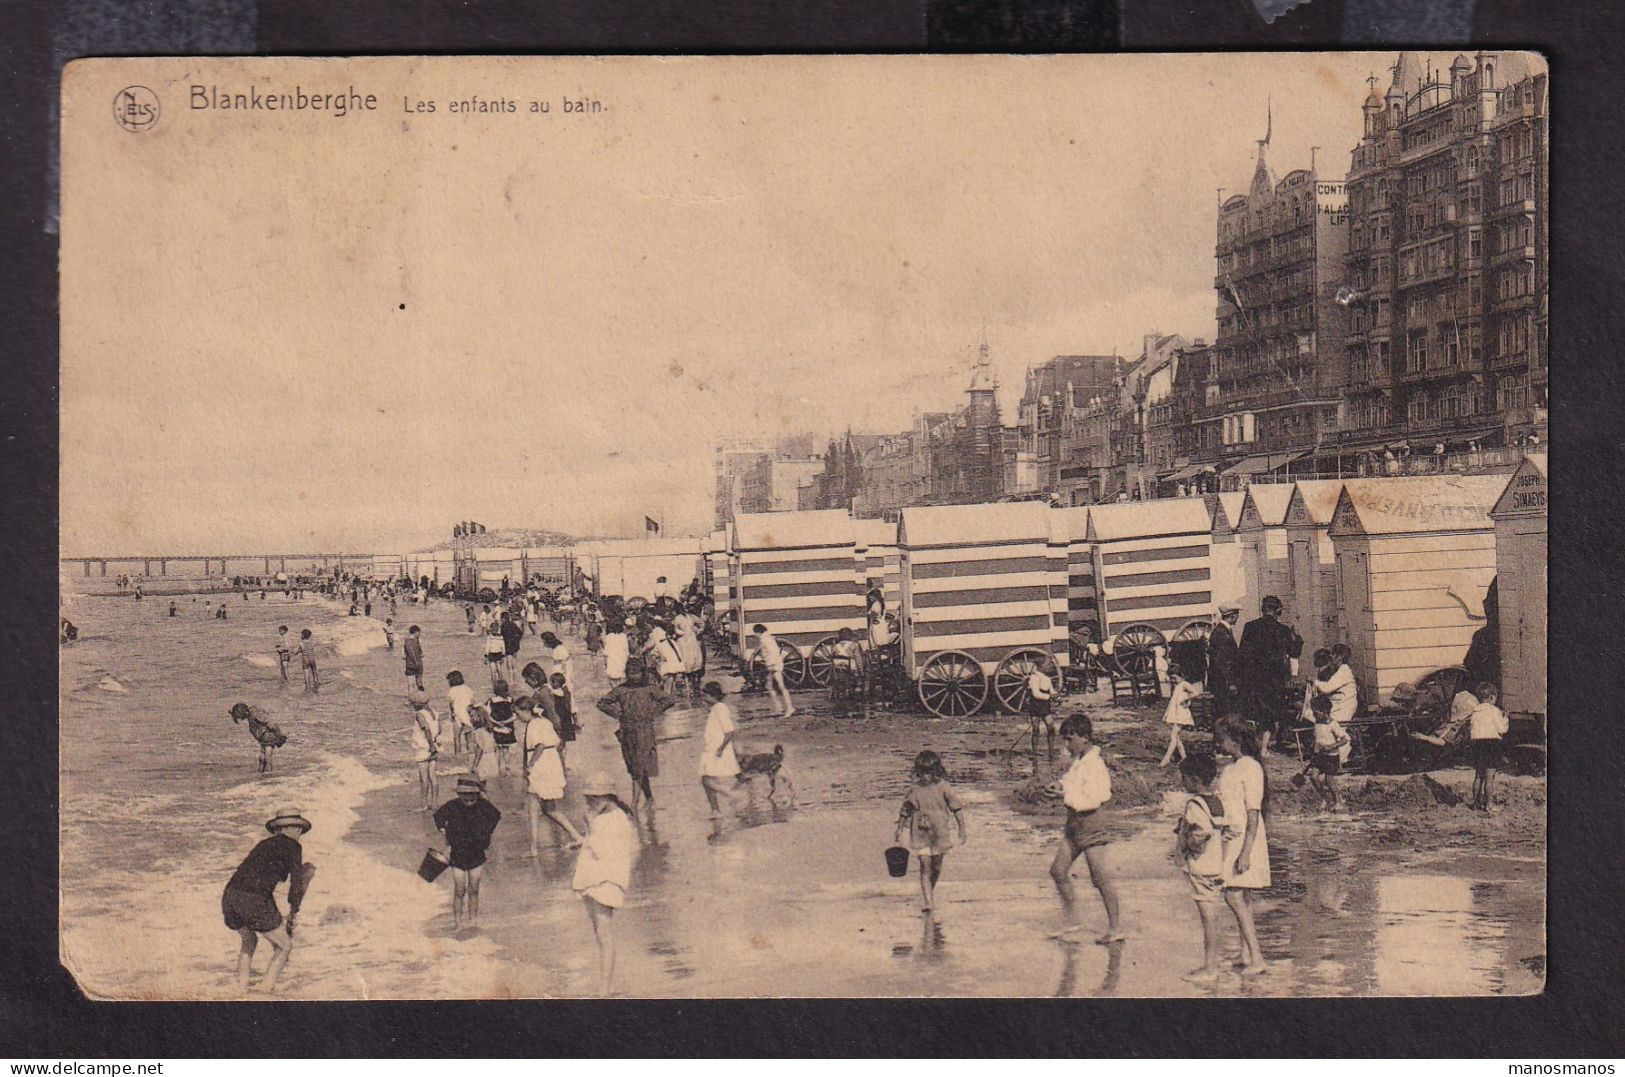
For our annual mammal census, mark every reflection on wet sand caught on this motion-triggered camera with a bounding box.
[59,594,1545,999]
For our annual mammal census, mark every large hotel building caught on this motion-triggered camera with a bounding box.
[1342,51,1548,458]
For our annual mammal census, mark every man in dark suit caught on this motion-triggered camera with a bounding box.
[1238,595,1303,748]
[1206,606,1241,717]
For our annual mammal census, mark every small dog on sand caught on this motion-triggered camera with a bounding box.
[736,744,796,807]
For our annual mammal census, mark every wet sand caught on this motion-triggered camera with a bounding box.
[344,630,1546,998]
[60,592,1544,999]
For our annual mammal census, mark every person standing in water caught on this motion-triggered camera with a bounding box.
[1214,718,1271,976]
[230,702,288,774]
[221,808,311,993]
[275,626,293,682]
[403,625,425,692]
[1048,714,1123,944]
[298,629,319,691]
[597,659,674,825]
[522,698,584,858]
[433,777,501,930]
[410,689,442,812]
[697,682,740,823]
[571,772,637,996]
[895,750,967,915]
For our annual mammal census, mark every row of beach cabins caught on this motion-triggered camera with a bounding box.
[361,456,1546,725]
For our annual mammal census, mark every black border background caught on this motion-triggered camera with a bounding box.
[3,0,1622,1057]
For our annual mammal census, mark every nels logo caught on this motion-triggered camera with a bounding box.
[113,86,160,132]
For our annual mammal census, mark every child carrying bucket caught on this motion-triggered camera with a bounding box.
[894,751,967,915]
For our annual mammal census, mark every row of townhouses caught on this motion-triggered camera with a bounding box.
[714,52,1546,526]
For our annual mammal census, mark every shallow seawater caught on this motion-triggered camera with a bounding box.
[59,590,1544,999]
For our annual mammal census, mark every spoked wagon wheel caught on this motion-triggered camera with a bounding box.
[993,648,1053,715]
[1168,618,1212,683]
[916,650,988,718]
[804,637,837,688]
[1170,619,1211,644]
[1110,623,1164,679]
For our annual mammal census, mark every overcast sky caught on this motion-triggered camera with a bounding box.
[62,53,1394,555]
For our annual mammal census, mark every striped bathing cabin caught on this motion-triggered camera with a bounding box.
[704,529,731,614]
[1085,498,1215,639]
[897,502,1071,716]
[854,517,902,613]
[1056,506,1098,639]
[731,510,865,673]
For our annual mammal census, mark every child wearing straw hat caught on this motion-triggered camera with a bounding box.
[222,808,312,993]
[572,772,637,996]
[433,776,502,930]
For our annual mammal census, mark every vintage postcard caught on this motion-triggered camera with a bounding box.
[59,54,1546,999]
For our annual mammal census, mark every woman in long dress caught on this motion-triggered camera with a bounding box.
[602,622,629,687]
[596,659,675,822]
[1214,717,1271,976]
[674,609,705,695]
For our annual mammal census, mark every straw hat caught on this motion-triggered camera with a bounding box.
[408,688,430,705]
[578,772,620,798]
[455,776,484,795]
[265,808,312,834]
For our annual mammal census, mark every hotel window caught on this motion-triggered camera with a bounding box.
[1407,331,1428,372]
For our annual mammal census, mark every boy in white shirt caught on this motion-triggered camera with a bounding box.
[1046,715,1123,944]
[1306,693,1352,812]
[697,682,741,821]
[1467,682,1509,811]
[1175,752,1227,981]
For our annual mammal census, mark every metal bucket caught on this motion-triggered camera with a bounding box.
[884,845,910,878]
[417,847,450,882]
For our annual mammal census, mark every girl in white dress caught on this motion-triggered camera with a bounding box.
[523,701,583,858]
[1158,665,1201,767]
[1214,718,1271,976]
[572,773,638,996]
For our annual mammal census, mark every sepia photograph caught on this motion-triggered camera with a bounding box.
[59,52,1547,999]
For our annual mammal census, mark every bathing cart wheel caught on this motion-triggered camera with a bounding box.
[748,640,805,688]
[992,648,1054,715]
[804,636,838,688]
[1109,623,1164,679]
[916,650,988,718]
[1167,618,1212,682]
[1170,619,1211,644]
